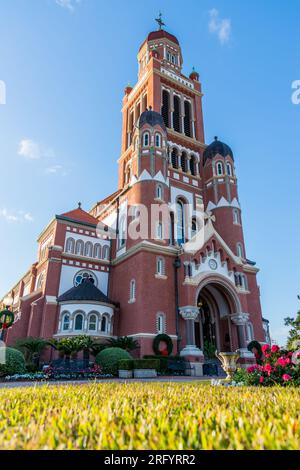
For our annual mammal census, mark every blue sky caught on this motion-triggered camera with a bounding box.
[0,0,299,346]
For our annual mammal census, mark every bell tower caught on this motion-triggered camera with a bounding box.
[119,16,206,191]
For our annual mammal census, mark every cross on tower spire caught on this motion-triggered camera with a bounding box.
[155,12,165,31]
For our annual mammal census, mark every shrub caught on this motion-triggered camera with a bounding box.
[143,355,183,374]
[96,347,132,376]
[0,347,26,376]
[133,359,160,370]
[235,344,300,386]
[118,359,134,370]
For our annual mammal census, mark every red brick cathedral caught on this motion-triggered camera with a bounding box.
[2,23,268,373]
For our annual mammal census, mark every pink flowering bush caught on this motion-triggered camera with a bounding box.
[235,345,300,386]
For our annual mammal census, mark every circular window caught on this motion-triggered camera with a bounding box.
[73,270,97,287]
[208,259,218,271]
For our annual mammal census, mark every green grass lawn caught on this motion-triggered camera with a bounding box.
[0,382,299,450]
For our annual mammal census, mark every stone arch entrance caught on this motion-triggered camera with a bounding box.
[180,275,245,358]
[196,276,242,357]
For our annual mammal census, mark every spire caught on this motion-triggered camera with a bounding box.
[78,202,82,209]
[155,12,165,31]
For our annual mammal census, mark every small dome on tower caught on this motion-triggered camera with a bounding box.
[138,108,166,131]
[203,137,234,163]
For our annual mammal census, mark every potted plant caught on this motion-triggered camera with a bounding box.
[118,359,134,378]
[133,359,160,378]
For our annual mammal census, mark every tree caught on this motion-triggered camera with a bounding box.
[284,311,300,350]
[107,336,139,352]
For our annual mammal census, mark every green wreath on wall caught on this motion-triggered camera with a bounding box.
[153,334,173,356]
[0,309,14,330]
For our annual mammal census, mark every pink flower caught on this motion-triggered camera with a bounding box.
[276,357,291,367]
[271,345,280,353]
[287,352,293,357]
[282,374,292,382]
[262,344,269,353]
[247,366,257,374]
[259,376,264,383]
[264,363,273,376]
[265,353,271,358]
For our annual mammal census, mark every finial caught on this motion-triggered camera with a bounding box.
[214,136,218,141]
[155,12,165,31]
[78,202,82,209]
[192,66,195,72]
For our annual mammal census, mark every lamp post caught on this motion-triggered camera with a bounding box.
[0,294,14,342]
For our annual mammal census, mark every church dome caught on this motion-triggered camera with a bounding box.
[203,137,234,163]
[138,108,166,131]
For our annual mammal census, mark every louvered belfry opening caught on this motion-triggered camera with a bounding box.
[184,101,191,137]
[161,90,170,128]
[173,95,181,132]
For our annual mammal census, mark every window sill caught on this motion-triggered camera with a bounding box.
[155,274,168,280]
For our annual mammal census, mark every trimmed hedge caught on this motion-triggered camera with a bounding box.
[0,347,26,377]
[144,355,184,374]
[96,347,132,376]
[118,359,134,370]
[133,359,160,370]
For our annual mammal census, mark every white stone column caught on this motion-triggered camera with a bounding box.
[231,313,249,351]
[179,306,203,357]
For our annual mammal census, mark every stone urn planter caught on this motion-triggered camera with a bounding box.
[118,369,133,379]
[215,350,240,381]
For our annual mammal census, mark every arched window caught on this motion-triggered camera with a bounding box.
[173,95,181,132]
[66,237,75,254]
[236,243,244,258]
[170,211,175,245]
[93,243,102,259]
[134,137,139,150]
[129,279,136,302]
[233,209,240,225]
[216,161,224,176]
[155,133,161,147]
[102,245,110,260]
[156,257,164,275]
[161,90,170,127]
[181,151,187,173]
[226,162,232,176]
[75,239,84,256]
[143,132,150,147]
[156,312,166,334]
[171,148,179,169]
[84,241,93,258]
[62,313,70,331]
[36,271,44,290]
[88,314,97,331]
[184,101,191,137]
[191,217,197,238]
[156,222,163,240]
[190,155,196,176]
[156,184,163,200]
[74,313,84,331]
[118,216,126,249]
[101,315,109,333]
[176,199,185,245]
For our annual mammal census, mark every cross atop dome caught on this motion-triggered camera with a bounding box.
[155,12,165,31]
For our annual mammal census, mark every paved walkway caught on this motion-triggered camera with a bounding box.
[0,376,216,389]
